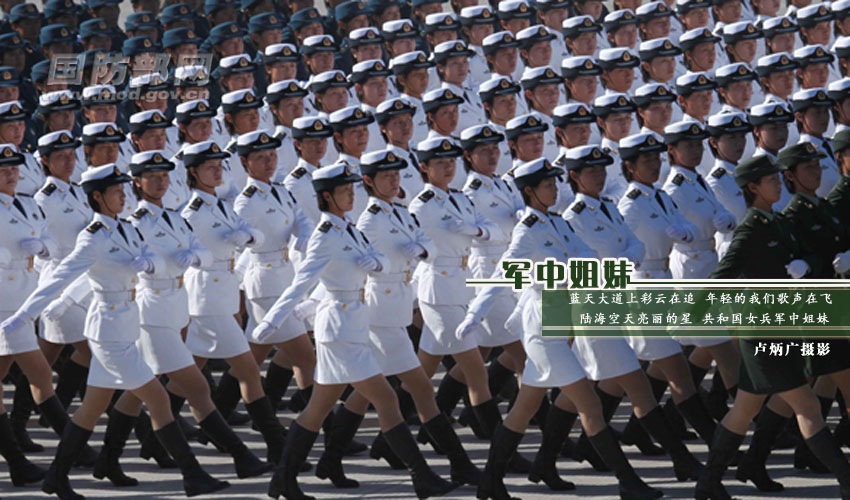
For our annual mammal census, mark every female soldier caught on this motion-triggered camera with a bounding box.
[252,162,457,500]
[218,89,263,202]
[91,151,270,488]
[311,149,479,490]
[0,101,44,195]
[180,140,287,465]
[456,157,663,500]
[698,152,850,500]
[2,163,229,500]
[232,130,316,417]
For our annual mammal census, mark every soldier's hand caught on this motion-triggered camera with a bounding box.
[833,251,850,274]
[175,249,198,268]
[0,312,29,335]
[402,242,425,259]
[43,297,73,322]
[665,224,688,242]
[294,299,319,321]
[226,229,252,247]
[712,212,736,232]
[785,259,810,279]
[455,314,484,341]
[357,254,380,272]
[252,321,276,343]
[130,256,153,273]
[20,237,46,256]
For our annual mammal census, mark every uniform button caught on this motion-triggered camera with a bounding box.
[563,253,568,257]
[267,264,272,269]
[492,258,497,264]
[8,275,13,280]
[363,279,367,284]
[214,277,219,282]
[177,244,182,249]
[31,232,35,236]
[285,219,289,224]
[406,260,411,266]
[342,304,347,310]
[155,290,160,294]
[131,278,136,284]
[618,238,622,243]
[836,236,840,242]
[385,289,391,294]
[694,253,699,259]
[441,271,447,276]
[645,272,650,278]
[109,305,115,310]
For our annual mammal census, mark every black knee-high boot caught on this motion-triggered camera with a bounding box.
[638,405,704,481]
[212,370,243,420]
[53,360,88,413]
[268,421,319,500]
[588,425,664,500]
[689,362,709,390]
[245,396,287,465]
[198,410,271,478]
[11,370,41,452]
[528,405,577,491]
[315,405,363,488]
[620,376,666,455]
[287,384,313,413]
[264,362,294,411]
[136,408,177,468]
[706,370,733,421]
[383,421,458,498]
[805,426,850,499]
[695,425,745,500]
[735,406,788,491]
[168,389,199,441]
[42,421,92,500]
[0,412,45,486]
[92,410,138,487]
[573,388,622,471]
[154,420,230,497]
[478,423,523,500]
[794,395,833,473]
[473,398,532,474]
[417,374,465,453]
[423,413,480,486]
[676,392,718,445]
[458,360,515,438]
[370,430,406,469]
[38,395,97,467]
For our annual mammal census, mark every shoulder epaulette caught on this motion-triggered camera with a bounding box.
[469,178,482,190]
[627,189,641,199]
[523,214,539,227]
[418,190,435,202]
[132,207,148,219]
[189,197,203,211]
[86,221,103,233]
[318,221,333,233]
[672,173,685,186]
[711,168,726,179]
[367,204,381,214]
[174,151,184,160]
[242,185,258,198]
[291,167,307,179]
[571,201,585,214]
[41,183,57,196]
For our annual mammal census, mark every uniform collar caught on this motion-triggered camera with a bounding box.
[0,191,12,207]
[631,181,656,197]
[192,188,219,206]
[754,147,777,160]
[468,169,496,185]
[601,137,619,152]
[247,177,272,193]
[388,143,411,155]
[46,176,72,192]
[297,157,320,171]
[798,191,820,205]
[713,158,736,171]
[93,211,119,230]
[321,210,350,228]
[441,81,465,95]
[338,152,361,167]
[368,196,392,212]
[425,182,450,201]
[682,113,704,125]
[402,93,422,105]
[138,199,166,217]
[274,124,292,139]
[670,164,698,180]
[575,192,602,210]
[752,206,774,221]
[800,133,824,145]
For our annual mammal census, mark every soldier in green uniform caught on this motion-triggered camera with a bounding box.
[828,129,850,222]
[697,155,850,500]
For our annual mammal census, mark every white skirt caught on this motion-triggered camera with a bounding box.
[369,326,421,376]
[572,337,642,381]
[479,293,521,348]
[419,302,479,356]
[246,296,307,345]
[520,294,587,388]
[0,311,39,356]
[315,340,382,385]
[627,335,684,361]
[670,247,718,279]
[39,302,87,344]
[137,325,196,375]
[88,338,155,390]
[186,315,250,359]
[673,335,731,347]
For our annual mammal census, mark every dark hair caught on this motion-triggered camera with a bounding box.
[132,179,143,199]
[507,137,518,159]
[419,160,430,182]
[224,112,236,135]
[567,169,580,193]
[186,164,199,189]
[462,150,474,172]
[782,168,797,193]
[639,63,651,83]
[520,188,531,204]
[708,137,720,158]
[87,192,101,212]
[317,188,331,211]
[621,159,634,182]
[742,183,757,206]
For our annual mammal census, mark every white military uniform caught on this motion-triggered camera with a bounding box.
[129,201,211,374]
[16,152,45,196]
[34,177,93,344]
[463,171,523,348]
[0,192,59,355]
[705,159,747,259]
[273,125,299,179]
[402,93,430,145]
[165,148,194,211]
[260,211,390,384]
[281,158,322,224]
[387,143,425,205]
[409,184,500,355]
[442,82,487,134]
[618,181,698,360]
[357,196,435,375]
[601,137,628,202]
[233,178,312,345]
[564,193,645,380]
[181,189,264,359]
[663,165,735,278]
[16,213,163,389]
[467,206,597,387]
[487,122,514,176]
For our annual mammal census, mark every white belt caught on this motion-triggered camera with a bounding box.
[139,276,184,291]
[325,289,366,303]
[2,257,33,271]
[676,239,716,253]
[431,256,469,269]
[471,244,507,257]
[639,257,670,271]
[205,259,235,273]
[370,271,411,285]
[251,248,289,267]
[93,289,136,303]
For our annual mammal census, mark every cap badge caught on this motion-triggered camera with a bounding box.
[441,140,451,150]
[211,143,221,152]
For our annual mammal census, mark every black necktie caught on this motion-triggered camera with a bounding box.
[11,198,27,218]
[216,199,228,217]
[116,223,129,243]
[823,141,835,161]
[69,185,78,199]
[161,210,174,229]
[696,174,709,192]
[392,207,404,224]
[270,186,282,204]
[408,150,419,172]
[654,191,667,214]
[599,200,613,221]
[448,193,461,212]
[346,224,357,242]
[462,90,471,104]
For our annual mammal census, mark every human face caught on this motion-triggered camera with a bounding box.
[802,21,831,47]
[643,17,671,39]
[767,32,795,54]
[353,43,382,63]
[638,101,673,131]
[337,125,369,157]
[487,93,517,124]
[381,113,413,146]
[749,172,782,204]
[423,157,456,188]
[752,0,780,16]
[686,41,715,71]
[0,86,18,103]
[797,105,831,136]
[764,70,794,99]
[567,32,597,56]
[358,76,388,107]
[835,97,850,126]
[307,52,335,74]
[713,132,747,163]
[0,120,24,145]
[720,80,753,110]
[136,92,168,112]
[367,168,401,200]
[223,72,254,92]
[46,110,75,132]
[267,61,298,82]
[799,63,830,89]
[728,39,757,64]
[568,75,598,104]
[514,132,544,160]
[628,152,662,185]
[325,182,354,213]
[502,18,531,36]
[254,28,282,51]
[135,170,170,200]
[786,158,822,195]
[84,104,118,124]
[191,159,224,188]
[428,30,457,46]
[669,139,704,167]
[601,112,632,140]
[681,7,709,29]
[523,40,552,68]
[574,0,603,20]
[400,68,429,97]
[602,67,634,93]
[467,142,500,176]
[319,86,350,113]
[88,143,119,165]
[713,0,742,24]
[611,24,638,49]
[645,56,676,83]
[528,84,560,115]
[755,122,789,151]
[273,96,304,128]
[680,90,713,119]
[490,47,518,75]
[571,164,606,196]
[560,123,591,147]
[44,148,76,181]
[441,56,469,85]
[138,128,168,151]
[389,38,416,57]
[218,37,244,57]
[245,148,278,182]
[430,105,459,136]
[465,23,494,46]
[230,108,259,134]
[94,183,126,216]
[0,164,17,195]
[538,7,569,31]
[183,118,212,143]
[297,137,327,164]
[527,176,559,207]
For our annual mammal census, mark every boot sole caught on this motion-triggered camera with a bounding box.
[186,479,230,497]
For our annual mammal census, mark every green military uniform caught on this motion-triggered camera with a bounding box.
[710,155,821,394]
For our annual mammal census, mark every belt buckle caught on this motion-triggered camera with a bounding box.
[178,275,184,289]
[405,269,411,285]
[461,255,468,270]
[284,247,289,263]
[27,256,33,272]
[131,289,136,302]
[360,288,365,304]
[229,259,235,274]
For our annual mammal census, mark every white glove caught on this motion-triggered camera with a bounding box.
[786,259,810,279]
[402,242,426,259]
[20,238,45,256]
[42,297,73,322]
[443,218,480,236]
[0,312,29,335]
[357,254,379,272]
[712,212,736,232]
[833,251,850,274]
[252,321,276,343]
[226,230,252,247]
[294,237,309,253]
[665,224,689,242]
[623,251,641,269]
[175,250,198,268]
[455,314,486,341]
[294,299,319,321]
[130,256,153,273]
